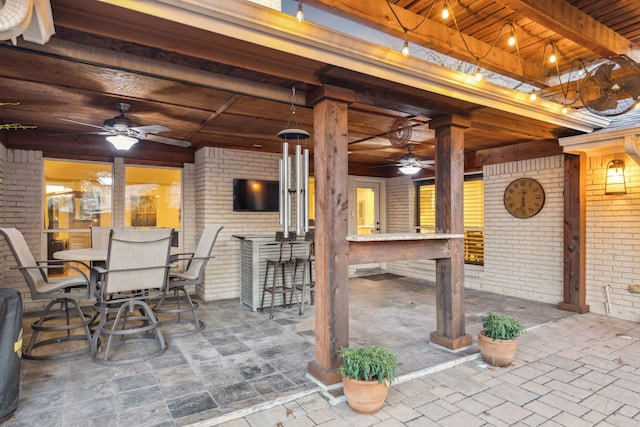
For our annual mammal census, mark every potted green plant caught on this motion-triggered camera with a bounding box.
[477,312,525,367]
[338,345,398,414]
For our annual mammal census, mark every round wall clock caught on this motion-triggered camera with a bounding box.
[503,178,545,219]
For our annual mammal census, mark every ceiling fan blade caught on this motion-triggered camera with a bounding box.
[56,117,105,130]
[142,133,191,147]
[130,124,170,134]
[49,131,112,137]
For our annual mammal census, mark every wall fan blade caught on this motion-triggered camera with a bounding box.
[143,133,191,147]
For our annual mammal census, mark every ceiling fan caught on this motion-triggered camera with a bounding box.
[384,145,435,175]
[57,102,191,150]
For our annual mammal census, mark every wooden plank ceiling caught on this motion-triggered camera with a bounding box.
[0,0,638,177]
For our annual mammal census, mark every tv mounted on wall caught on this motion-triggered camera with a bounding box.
[233,179,280,212]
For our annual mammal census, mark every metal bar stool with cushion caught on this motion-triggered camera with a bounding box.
[260,231,298,318]
[154,225,223,337]
[0,227,95,360]
[91,228,173,365]
[293,231,315,315]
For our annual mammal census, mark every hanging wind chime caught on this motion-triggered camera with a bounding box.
[278,87,310,237]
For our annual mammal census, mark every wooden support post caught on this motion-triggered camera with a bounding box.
[306,85,355,385]
[428,115,473,350]
[558,153,590,313]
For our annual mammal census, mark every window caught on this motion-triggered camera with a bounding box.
[125,166,182,229]
[416,174,484,265]
[43,159,113,250]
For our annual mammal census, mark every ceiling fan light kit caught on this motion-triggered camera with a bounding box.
[399,165,421,175]
[106,134,138,151]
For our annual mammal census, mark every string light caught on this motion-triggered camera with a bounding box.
[548,42,557,63]
[529,90,537,101]
[441,1,449,19]
[507,24,516,46]
[474,60,483,81]
[296,0,304,23]
[562,104,568,115]
[402,31,410,57]
[386,0,430,57]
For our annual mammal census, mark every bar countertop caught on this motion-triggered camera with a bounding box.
[346,233,464,242]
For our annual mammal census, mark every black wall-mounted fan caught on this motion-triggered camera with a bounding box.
[387,117,413,147]
[580,55,640,117]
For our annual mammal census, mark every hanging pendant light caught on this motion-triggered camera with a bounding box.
[605,159,626,195]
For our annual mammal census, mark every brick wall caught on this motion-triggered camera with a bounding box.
[2,150,45,312]
[0,144,6,290]
[386,175,413,233]
[586,152,640,320]
[195,147,283,301]
[482,156,564,303]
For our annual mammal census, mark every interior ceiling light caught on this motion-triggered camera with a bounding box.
[529,90,537,101]
[106,134,138,150]
[296,0,304,23]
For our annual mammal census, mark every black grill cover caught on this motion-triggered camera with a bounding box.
[0,289,22,421]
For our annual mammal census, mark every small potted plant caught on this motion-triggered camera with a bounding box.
[477,311,525,367]
[338,345,398,414]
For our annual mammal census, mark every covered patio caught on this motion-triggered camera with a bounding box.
[8,274,573,426]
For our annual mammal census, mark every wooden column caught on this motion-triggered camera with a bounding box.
[429,114,473,350]
[558,153,590,313]
[306,85,355,385]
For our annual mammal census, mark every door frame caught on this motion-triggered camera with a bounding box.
[351,177,386,274]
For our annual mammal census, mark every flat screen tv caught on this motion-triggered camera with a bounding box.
[233,179,280,212]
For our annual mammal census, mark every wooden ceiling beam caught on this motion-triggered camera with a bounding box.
[308,0,548,86]
[496,0,640,62]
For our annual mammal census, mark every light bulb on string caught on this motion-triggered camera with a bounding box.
[562,104,568,115]
[441,1,449,19]
[508,26,516,47]
[474,67,482,81]
[402,30,409,57]
[296,0,304,23]
[529,90,537,102]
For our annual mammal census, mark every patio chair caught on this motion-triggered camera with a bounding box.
[260,231,299,318]
[154,225,223,337]
[0,227,95,360]
[91,228,174,365]
[90,226,112,250]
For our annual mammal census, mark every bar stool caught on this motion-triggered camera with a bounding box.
[260,231,298,318]
[293,231,315,315]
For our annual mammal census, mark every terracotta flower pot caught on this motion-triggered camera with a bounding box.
[342,376,389,414]
[478,331,518,367]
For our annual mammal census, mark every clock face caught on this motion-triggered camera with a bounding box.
[503,178,545,219]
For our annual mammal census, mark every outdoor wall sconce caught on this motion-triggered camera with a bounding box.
[605,159,626,195]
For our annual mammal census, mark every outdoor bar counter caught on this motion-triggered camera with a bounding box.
[347,233,464,264]
[234,234,310,311]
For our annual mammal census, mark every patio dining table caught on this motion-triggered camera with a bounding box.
[53,248,108,262]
